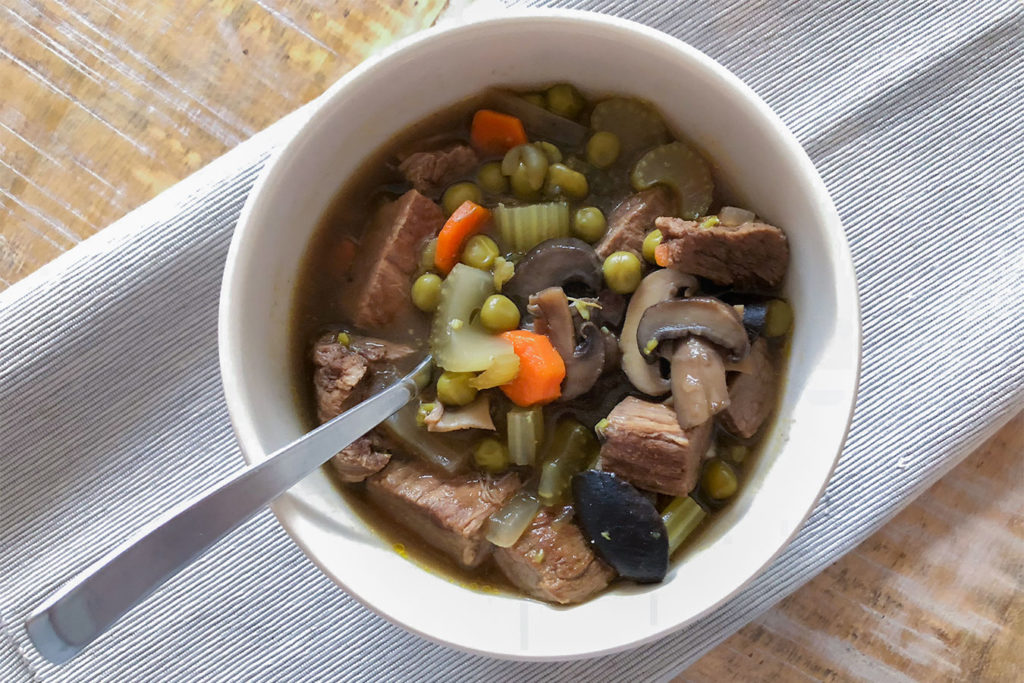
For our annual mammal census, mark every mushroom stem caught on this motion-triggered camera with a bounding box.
[670,337,730,429]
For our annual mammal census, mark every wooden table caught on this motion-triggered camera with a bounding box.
[2,2,1020,679]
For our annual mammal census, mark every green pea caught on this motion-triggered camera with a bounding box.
[461,234,500,270]
[436,371,478,406]
[474,437,510,473]
[702,459,738,500]
[545,83,585,119]
[476,162,508,195]
[642,229,663,263]
[545,163,589,200]
[602,251,643,294]
[573,207,607,243]
[586,131,621,169]
[521,93,546,108]
[725,444,749,464]
[510,167,541,201]
[419,238,438,272]
[536,141,563,163]
[411,273,442,312]
[764,299,793,337]
[479,294,521,332]
[442,182,482,216]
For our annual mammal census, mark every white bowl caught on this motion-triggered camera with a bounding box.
[219,10,860,660]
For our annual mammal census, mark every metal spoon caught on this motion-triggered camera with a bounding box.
[26,355,434,664]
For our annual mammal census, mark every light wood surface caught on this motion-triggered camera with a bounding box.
[2,2,1021,679]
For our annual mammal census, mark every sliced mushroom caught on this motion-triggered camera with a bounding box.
[620,269,699,396]
[636,297,750,364]
[529,287,606,400]
[670,337,730,429]
[504,238,603,300]
[425,394,496,432]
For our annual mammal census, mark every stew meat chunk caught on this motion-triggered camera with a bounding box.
[594,186,675,259]
[399,144,478,196]
[720,337,777,438]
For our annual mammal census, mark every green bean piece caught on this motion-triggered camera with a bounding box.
[474,437,511,473]
[536,141,563,163]
[537,419,599,506]
[545,163,589,200]
[586,131,621,169]
[479,294,521,332]
[702,459,738,500]
[476,162,508,195]
[545,83,586,119]
[662,496,706,554]
[411,273,443,312]
[572,207,607,243]
[642,229,663,264]
[602,251,643,294]
[461,234,500,271]
[764,299,794,337]
[521,92,546,108]
[436,370,479,406]
[442,182,483,216]
[419,238,438,273]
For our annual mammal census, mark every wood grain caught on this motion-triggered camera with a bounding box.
[1,2,1022,680]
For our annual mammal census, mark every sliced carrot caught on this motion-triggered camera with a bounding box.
[434,200,492,275]
[470,109,528,155]
[498,330,566,407]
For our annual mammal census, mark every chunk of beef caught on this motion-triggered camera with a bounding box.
[494,506,614,605]
[312,337,370,423]
[398,144,478,195]
[720,337,777,438]
[330,435,391,483]
[598,396,712,496]
[654,216,789,290]
[366,459,520,568]
[594,186,675,259]
[346,189,443,329]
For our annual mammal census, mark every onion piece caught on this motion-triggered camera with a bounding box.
[485,490,541,548]
[718,206,756,227]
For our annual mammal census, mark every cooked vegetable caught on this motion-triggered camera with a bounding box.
[470,109,528,155]
[636,297,750,363]
[494,202,570,253]
[492,256,515,291]
[620,269,699,396]
[411,272,443,312]
[661,495,706,554]
[670,336,730,428]
[719,205,756,227]
[382,403,469,474]
[739,300,768,340]
[642,229,662,263]
[429,264,516,373]
[487,89,588,147]
[631,141,713,220]
[528,287,606,400]
[586,131,621,169]
[572,470,669,582]
[590,97,669,155]
[480,294,521,332]
[435,201,492,275]
[461,234,500,270]
[602,251,643,294]
[474,436,510,472]
[545,83,586,119]
[485,490,541,547]
[536,141,563,163]
[498,329,566,406]
[764,299,793,337]
[419,238,438,273]
[426,394,496,432]
[725,444,750,464]
[442,182,483,216]
[502,144,549,192]
[538,420,598,505]
[507,405,544,466]
[702,459,738,500]
[503,237,602,299]
[572,206,607,243]
[468,352,520,389]
[545,163,589,200]
[521,92,545,108]
[476,162,509,195]
[436,370,479,406]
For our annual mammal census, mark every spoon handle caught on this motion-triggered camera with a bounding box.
[26,357,432,664]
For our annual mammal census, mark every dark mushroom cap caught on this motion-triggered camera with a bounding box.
[504,238,603,300]
[636,297,750,364]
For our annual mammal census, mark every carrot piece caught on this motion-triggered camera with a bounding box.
[470,109,528,155]
[434,200,492,275]
[498,330,566,407]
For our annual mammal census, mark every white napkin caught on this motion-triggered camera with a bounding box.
[2,1,1022,680]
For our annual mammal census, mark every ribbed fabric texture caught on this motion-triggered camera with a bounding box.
[2,1,1021,680]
